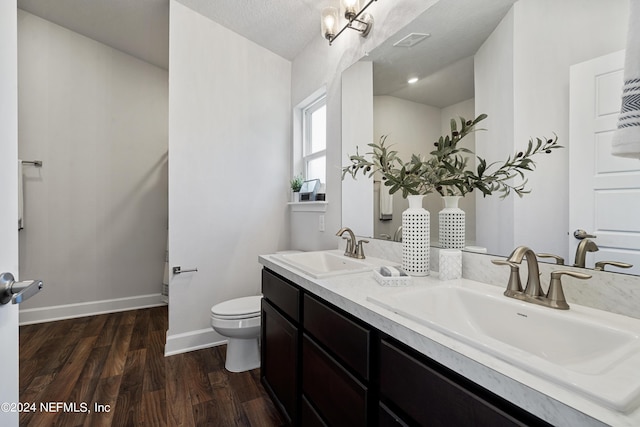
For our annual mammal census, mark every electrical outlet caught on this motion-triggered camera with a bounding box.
[319,215,325,232]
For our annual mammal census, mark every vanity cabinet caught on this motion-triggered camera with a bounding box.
[302,294,374,426]
[261,269,301,426]
[261,268,550,427]
[378,338,551,427]
[261,269,374,426]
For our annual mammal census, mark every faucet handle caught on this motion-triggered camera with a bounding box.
[546,270,592,310]
[355,239,369,259]
[537,253,565,265]
[341,236,353,254]
[594,261,633,271]
[491,260,523,297]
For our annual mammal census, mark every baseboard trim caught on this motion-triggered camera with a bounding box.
[164,328,226,356]
[19,293,166,325]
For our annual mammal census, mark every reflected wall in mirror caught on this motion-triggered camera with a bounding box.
[341,0,638,275]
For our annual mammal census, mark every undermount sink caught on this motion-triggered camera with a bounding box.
[274,251,373,278]
[367,282,640,413]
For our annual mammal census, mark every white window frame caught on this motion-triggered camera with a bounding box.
[294,89,327,185]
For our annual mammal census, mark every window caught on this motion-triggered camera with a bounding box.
[302,95,326,184]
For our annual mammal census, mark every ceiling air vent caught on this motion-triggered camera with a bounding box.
[393,33,430,48]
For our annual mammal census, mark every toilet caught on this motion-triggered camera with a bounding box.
[210,295,262,373]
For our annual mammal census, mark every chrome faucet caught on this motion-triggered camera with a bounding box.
[574,239,598,268]
[393,226,403,242]
[336,227,368,259]
[506,246,544,297]
[493,246,592,309]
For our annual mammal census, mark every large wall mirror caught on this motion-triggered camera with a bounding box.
[341,0,639,275]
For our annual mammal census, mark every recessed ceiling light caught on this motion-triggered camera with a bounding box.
[407,77,419,84]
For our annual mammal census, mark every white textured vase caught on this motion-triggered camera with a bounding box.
[402,195,430,276]
[439,196,465,249]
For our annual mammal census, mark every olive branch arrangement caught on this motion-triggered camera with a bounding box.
[341,114,562,199]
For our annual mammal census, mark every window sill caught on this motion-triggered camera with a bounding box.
[288,201,328,212]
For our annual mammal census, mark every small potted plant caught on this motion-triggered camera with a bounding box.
[290,174,303,202]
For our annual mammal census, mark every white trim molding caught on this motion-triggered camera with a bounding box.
[18,293,166,325]
[288,201,328,212]
[164,328,226,356]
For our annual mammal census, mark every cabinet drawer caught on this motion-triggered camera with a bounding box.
[301,395,327,427]
[302,335,368,427]
[380,339,544,427]
[379,402,410,427]
[303,294,370,380]
[262,269,300,322]
[261,299,299,425]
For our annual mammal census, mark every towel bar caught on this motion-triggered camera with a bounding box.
[22,160,43,167]
[172,266,198,274]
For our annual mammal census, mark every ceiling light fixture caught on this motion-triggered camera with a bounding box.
[407,77,419,84]
[321,0,377,45]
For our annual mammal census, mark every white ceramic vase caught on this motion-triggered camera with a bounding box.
[402,195,430,276]
[439,196,465,249]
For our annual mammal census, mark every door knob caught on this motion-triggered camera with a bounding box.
[573,229,596,240]
[1,272,44,305]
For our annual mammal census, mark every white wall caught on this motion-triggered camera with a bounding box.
[290,0,439,250]
[475,0,627,258]
[167,1,291,354]
[17,10,169,323]
[475,7,516,257]
[0,1,20,424]
[342,61,374,238]
[373,96,442,239]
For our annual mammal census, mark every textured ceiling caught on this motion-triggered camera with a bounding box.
[176,0,332,61]
[17,0,335,69]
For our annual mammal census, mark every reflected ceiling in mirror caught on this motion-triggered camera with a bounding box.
[369,0,515,107]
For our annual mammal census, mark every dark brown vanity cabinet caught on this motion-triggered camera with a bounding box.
[302,294,374,426]
[261,269,301,426]
[261,268,550,427]
[379,339,552,427]
[261,269,374,426]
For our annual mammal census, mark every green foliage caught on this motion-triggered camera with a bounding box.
[290,174,304,192]
[341,114,562,199]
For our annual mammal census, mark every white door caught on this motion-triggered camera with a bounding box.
[569,50,640,275]
[0,1,20,426]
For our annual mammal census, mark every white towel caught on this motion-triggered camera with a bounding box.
[379,184,393,221]
[18,159,24,230]
[612,0,640,159]
[379,266,408,277]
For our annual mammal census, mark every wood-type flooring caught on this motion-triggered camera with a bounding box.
[18,306,284,426]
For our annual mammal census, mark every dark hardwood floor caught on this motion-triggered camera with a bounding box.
[18,306,284,427]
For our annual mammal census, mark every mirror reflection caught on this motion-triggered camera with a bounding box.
[341,0,639,275]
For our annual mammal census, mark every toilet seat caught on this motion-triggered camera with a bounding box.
[210,295,262,372]
[211,295,262,320]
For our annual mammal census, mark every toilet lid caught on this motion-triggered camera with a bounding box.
[211,295,262,319]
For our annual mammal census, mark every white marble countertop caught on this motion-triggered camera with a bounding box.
[259,250,640,427]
